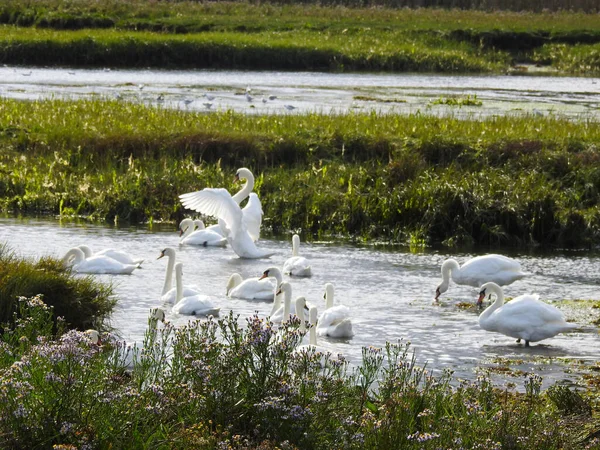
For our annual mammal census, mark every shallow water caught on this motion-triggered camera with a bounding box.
[1,66,599,119]
[1,216,598,389]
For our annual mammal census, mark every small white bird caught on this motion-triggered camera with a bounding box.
[203,102,213,109]
[204,93,215,101]
[183,99,194,106]
[283,104,296,111]
[245,92,253,102]
[157,94,165,102]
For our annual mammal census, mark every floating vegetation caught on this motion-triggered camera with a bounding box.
[353,95,407,103]
[431,95,483,106]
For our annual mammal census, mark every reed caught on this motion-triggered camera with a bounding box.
[1,98,600,247]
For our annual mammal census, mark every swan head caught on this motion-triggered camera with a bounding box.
[157,247,176,260]
[84,329,100,345]
[276,281,292,297]
[434,281,449,301]
[477,282,502,309]
[234,167,253,183]
[179,218,194,237]
[78,245,93,258]
[259,267,283,284]
[150,307,166,322]
[226,273,243,295]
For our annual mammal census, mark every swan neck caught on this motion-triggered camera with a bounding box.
[292,235,300,257]
[283,294,291,322]
[270,290,281,316]
[325,286,334,309]
[162,252,175,295]
[63,248,85,265]
[232,171,254,204]
[480,285,505,323]
[441,259,459,282]
[180,219,193,239]
[309,308,317,346]
[175,267,183,304]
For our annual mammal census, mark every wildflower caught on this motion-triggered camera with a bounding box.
[407,431,440,442]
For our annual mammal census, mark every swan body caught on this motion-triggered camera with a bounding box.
[178,218,227,247]
[171,263,220,316]
[62,248,138,275]
[283,234,312,277]
[179,187,272,259]
[226,273,276,300]
[435,254,528,300]
[477,282,577,346]
[157,247,203,303]
[317,283,354,338]
[270,282,307,324]
[78,245,143,266]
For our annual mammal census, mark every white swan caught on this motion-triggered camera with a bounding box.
[78,244,143,266]
[157,247,204,303]
[477,282,578,347]
[62,247,138,275]
[178,218,227,247]
[316,283,354,338]
[179,182,272,259]
[171,263,220,316]
[226,273,276,300]
[233,168,263,243]
[270,282,307,324]
[283,234,312,277]
[435,254,528,300]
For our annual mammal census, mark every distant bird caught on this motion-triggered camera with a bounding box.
[157,94,165,102]
[476,282,578,347]
[103,68,111,72]
[67,71,76,75]
[283,104,296,111]
[435,254,529,301]
[138,84,145,91]
[203,102,213,109]
[268,95,278,101]
[21,71,32,76]
[245,92,253,102]
[183,99,194,107]
[204,93,215,101]
[262,97,267,104]
[114,93,123,100]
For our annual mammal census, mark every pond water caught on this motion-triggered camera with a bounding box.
[1,216,599,389]
[1,66,599,119]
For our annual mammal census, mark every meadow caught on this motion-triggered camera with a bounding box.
[0,1,598,73]
[1,97,600,247]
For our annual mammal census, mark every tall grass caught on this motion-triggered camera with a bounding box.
[1,98,600,246]
[0,244,115,331]
[1,298,595,449]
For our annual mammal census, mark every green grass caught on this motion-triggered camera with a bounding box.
[0,2,598,73]
[1,98,600,247]
[1,299,599,449]
[0,244,116,332]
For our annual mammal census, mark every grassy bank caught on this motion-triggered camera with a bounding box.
[0,1,598,73]
[1,298,599,449]
[0,244,115,331]
[1,98,600,247]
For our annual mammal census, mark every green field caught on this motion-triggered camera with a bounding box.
[0,1,598,73]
